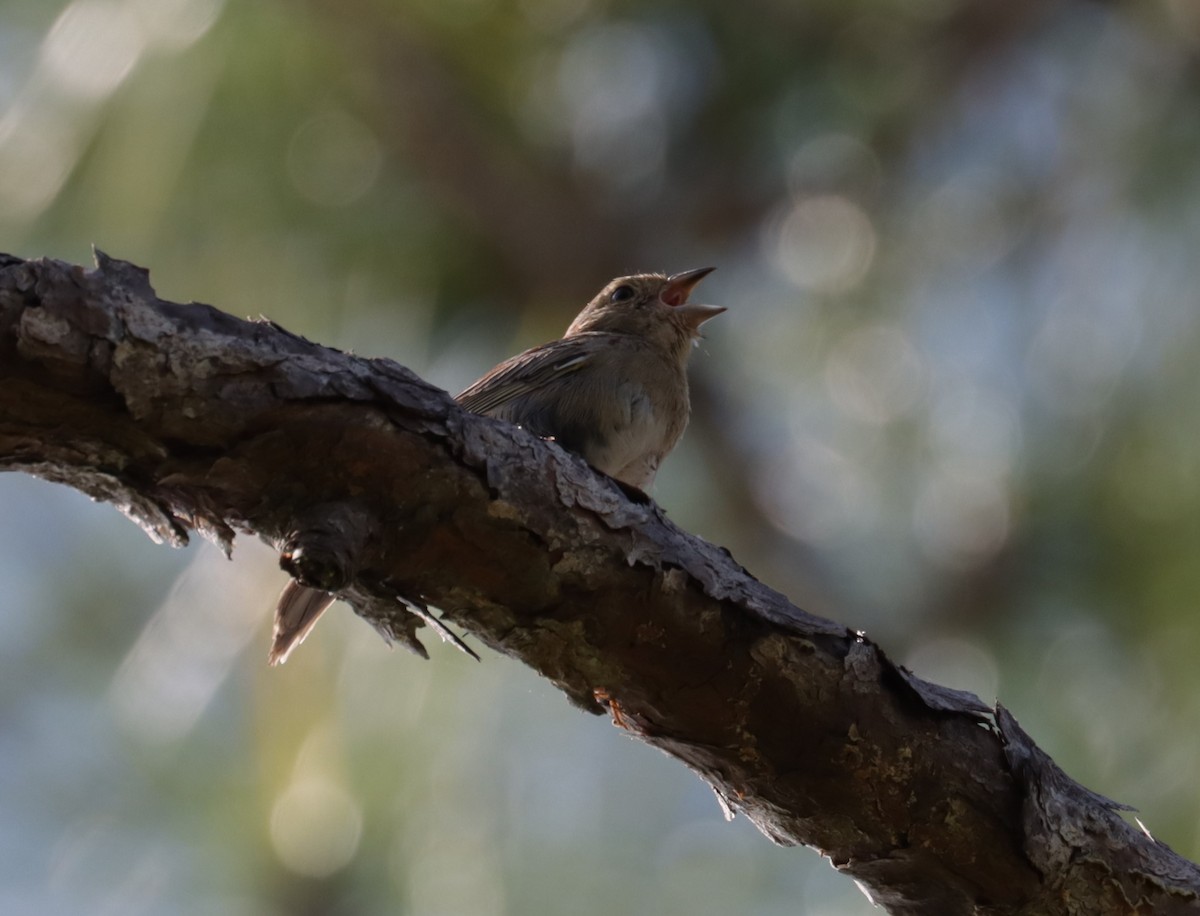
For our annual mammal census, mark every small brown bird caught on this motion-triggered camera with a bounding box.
[269,267,723,664]
[457,267,723,490]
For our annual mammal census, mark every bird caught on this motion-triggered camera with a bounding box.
[456,266,723,491]
[268,267,724,664]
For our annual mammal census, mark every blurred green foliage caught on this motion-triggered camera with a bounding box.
[3,0,1200,912]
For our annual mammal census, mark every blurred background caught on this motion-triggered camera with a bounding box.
[2,0,1199,912]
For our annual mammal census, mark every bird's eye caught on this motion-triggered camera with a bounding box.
[609,284,635,303]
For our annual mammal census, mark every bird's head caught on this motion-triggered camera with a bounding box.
[565,268,724,352]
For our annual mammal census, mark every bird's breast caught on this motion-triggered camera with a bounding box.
[588,372,689,490]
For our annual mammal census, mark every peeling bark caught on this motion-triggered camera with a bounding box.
[2,251,1197,915]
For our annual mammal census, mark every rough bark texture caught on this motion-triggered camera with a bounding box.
[2,251,1198,915]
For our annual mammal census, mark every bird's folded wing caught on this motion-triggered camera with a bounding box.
[455,339,593,414]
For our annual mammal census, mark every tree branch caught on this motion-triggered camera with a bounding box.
[2,251,1197,915]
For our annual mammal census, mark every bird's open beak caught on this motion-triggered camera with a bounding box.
[661,267,725,328]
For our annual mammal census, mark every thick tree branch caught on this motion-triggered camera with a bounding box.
[2,252,1197,915]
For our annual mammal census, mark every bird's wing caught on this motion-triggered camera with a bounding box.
[455,338,594,415]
